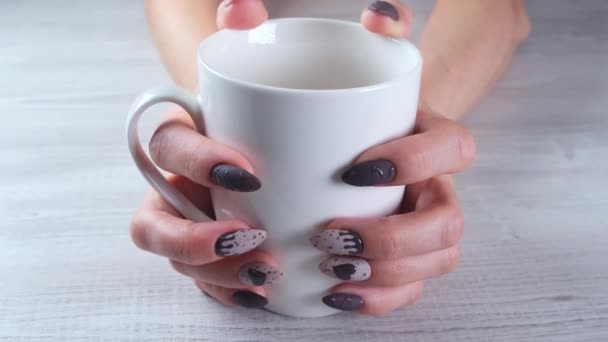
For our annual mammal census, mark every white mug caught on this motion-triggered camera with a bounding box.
[127,18,422,317]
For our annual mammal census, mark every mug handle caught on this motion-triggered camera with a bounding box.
[126,86,212,222]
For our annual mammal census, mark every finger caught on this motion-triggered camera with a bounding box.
[141,174,213,217]
[170,250,284,288]
[367,245,460,286]
[195,281,269,309]
[130,207,267,265]
[312,176,462,258]
[149,111,261,192]
[361,0,413,38]
[341,117,476,186]
[410,175,456,211]
[217,0,268,30]
[322,281,424,315]
[404,172,456,212]
[318,245,459,285]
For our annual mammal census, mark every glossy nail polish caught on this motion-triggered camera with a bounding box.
[232,290,268,308]
[368,1,400,21]
[323,293,364,311]
[215,229,267,256]
[238,262,284,286]
[342,159,396,186]
[319,256,372,281]
[310,229,364,255]
[210,164,261,192]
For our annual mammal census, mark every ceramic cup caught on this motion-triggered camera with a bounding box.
[126,18,422,317]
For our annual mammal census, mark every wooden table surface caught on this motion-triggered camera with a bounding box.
[1,1,607,341]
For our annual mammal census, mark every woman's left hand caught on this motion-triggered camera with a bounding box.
[312,108,476,315]
[308,4,475,315]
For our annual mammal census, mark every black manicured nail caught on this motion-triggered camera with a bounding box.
[341,159,396,186]
[232,290,268,309]
[368,1,400,21]
[323,293,364,311]
[215,229,267,256]
[210,164,261,192]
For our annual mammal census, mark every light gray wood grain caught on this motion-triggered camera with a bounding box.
[1,1,607,341]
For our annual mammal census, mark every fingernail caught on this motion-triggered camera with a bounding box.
[342,159,396,186]
[238,262,284,286]
[368,1,400,21]
[310,229,364,256]
[215,229,267,256]
[319,256,371,281]
[211,164,261,192]
[323,293,364,311]
[232,290,268,309]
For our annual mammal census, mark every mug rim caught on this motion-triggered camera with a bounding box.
[198,17,422,94]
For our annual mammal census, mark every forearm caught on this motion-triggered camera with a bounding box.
[418,0,531,120]
[145,0,221,90]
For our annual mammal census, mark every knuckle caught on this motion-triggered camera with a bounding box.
[453,125,477,166]
[408,282,425,304]
[173,221,201,264]
[390,258,411,280]
[169,259,185,274]
[376,218,402,260]
[376,216,393,228]
[212,267,232,285]
[194,280,207,292]
[364,306,391,317]
[195,281,223,302]
[129,214,149,251]
[440,245,461,275]
[402,148,430,179]
[183,143,206,181]
[441,207,464,248]
[149,126,169,164]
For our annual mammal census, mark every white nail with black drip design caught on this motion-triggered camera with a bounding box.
[319,256,371,281]
[310,229,364,255]
[215,229,267,256]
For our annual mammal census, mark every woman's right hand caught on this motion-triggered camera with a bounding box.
[130,108,283,309]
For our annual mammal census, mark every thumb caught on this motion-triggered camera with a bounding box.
[217,0,268,30]
[361,0,413,38]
